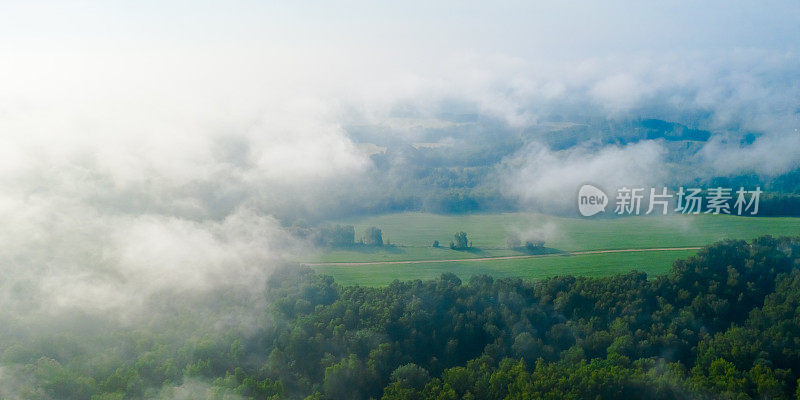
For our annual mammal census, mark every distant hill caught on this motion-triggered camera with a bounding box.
[527,118,713,150]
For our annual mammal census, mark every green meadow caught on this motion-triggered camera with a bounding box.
[304,212,800,285]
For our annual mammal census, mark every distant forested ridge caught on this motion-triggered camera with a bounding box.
[263,118,800,222]
[5,236,800,399]
[336,118,800,218]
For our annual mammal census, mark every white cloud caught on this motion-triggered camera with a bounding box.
[0,0,797,320]
[499,141,669,213]
[700,132,800,177]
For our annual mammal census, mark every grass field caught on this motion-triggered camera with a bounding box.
[303,212,800,285]
[312,249,700,286]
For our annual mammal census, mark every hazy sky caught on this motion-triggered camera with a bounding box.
[2,1,797,128]
[2,1,798,54]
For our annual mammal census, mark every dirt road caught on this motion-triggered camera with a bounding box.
[304,246,703,266]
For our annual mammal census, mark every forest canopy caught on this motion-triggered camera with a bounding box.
[3,236,800,399]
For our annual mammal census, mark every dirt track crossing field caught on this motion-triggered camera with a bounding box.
[304,247,703,266]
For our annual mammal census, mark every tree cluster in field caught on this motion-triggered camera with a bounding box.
[6,236,800,399]
[302,225,385,248]
[505,233,546,253]
[449,232,471,250]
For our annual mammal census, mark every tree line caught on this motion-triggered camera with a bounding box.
[5,236,800,399]
[293,225,385,247]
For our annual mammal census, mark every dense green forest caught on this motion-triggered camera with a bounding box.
[3,235,800,399]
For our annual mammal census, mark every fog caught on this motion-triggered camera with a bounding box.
[499,141,670,212]
[0,1,798,316]
[0,2,798,397]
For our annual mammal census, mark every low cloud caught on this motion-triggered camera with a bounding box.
[498,141,669,213]
[0,60,371,319]
[699,132,800,177]
[157,379,244,400]
[0,1,797,325]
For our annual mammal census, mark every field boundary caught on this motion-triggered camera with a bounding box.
[304,247,703,266]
